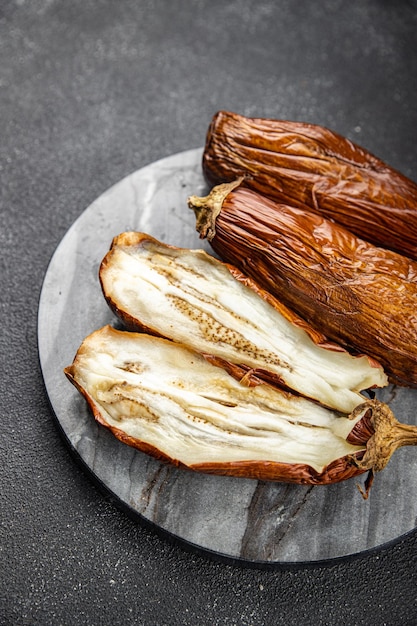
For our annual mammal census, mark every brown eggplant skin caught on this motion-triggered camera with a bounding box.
[189,181,417,388]
[202,111,417,260]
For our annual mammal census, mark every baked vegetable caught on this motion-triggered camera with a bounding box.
[188,180,417,387]
[99,232,387,414]
[64,325,417,497]
[202,111,417,260]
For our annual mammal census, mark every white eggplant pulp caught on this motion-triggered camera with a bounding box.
[65,325,366,474]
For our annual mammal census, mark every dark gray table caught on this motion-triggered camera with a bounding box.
[2,1,417,624]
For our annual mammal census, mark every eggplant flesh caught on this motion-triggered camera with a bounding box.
[64,325,368,480]
[99,232,387,414]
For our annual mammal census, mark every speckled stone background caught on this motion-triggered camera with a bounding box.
[2,1,417,624]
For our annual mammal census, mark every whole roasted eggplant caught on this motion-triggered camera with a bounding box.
[202,111,417,260]
[188,180,417,388]
[64,325,417,497]
[99,232,387,414]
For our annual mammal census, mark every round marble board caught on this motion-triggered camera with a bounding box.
[38,148,417,567]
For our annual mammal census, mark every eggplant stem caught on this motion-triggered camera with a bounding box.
[188,177,245,241]
[356,470,375,500]
[350,399,417,474]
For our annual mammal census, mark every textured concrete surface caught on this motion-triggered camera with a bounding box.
[1,1,417,624]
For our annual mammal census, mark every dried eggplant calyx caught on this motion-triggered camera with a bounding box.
[64,325,416,494]
[202,110,417,260]
[189,180,417,388]
[99,232,387,414]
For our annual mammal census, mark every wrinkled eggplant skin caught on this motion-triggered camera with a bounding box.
[203,111,417,260]
[190,455,367,486]
[200,185,417,388]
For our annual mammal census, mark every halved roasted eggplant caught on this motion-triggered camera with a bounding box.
[65,325,416,495]
[99,232,387,414]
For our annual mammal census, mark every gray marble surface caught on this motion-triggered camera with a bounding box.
[38,148,417,565]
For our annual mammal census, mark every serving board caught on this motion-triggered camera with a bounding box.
[38,148,417,567]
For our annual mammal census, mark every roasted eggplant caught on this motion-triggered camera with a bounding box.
[202,111,417,260]
[64,325,417,497]
[99,232,387,414]
[189,180,417,387]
